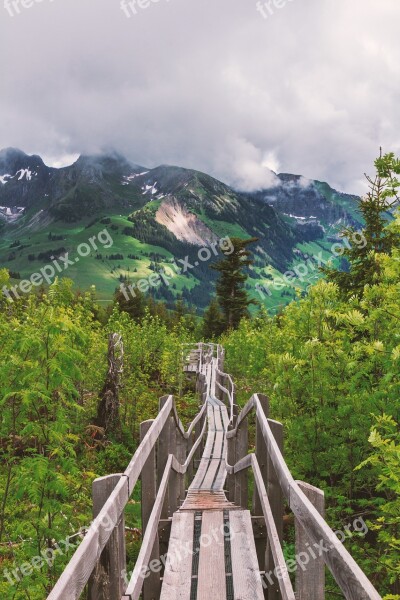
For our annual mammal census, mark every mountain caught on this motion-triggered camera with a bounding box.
[0,149,361,310]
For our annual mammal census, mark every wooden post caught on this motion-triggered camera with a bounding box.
[140,420,161,600]
[186,428,194,484]
[167,411,179,515]
[234,416,248,509]
[176,431,187,502]
[227,406,238,502]
[295,482,325,600]
[253,394,269,579]
[265,419,284,600]
[88,474,126,600]
[158,396,171,559]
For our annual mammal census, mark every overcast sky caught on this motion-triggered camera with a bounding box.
[1,0,399,194]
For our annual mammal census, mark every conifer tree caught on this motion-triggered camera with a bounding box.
[211,237,258,330]
[202,298,224,340]
[322,152,400,298]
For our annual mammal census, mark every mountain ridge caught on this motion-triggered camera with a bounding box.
[0,148,361,309]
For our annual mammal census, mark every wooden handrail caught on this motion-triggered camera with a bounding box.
[226,395,382,600]
[122,455,173,600]
[47,388,207,600]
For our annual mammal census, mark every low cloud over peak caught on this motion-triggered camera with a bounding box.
[1,0,399,195]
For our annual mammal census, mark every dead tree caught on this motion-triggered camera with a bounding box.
[96,333,124,439]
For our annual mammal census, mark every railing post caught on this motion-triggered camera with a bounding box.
[167,412,179,515]
[265,419,284,600]
[88,474,126,600]
[140,420,161,600]
[227,405,238,502]
[295,482,325,600]
[176,431,186,502]
[158,396,172,560]
[234,415,248,508]
[253,393,269,580]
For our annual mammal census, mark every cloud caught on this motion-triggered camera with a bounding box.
[0,0,399,195]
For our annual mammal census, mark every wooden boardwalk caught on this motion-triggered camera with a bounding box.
[47,342,382,600]
[162,352,263,599]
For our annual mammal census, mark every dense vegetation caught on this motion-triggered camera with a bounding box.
[0,277,198,598]
[0,154,399,598]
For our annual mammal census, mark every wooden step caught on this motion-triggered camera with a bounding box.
[159,510,264,600]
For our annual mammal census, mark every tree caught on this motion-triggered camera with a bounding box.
[211,237,258,330]
[202,298,224,340]
[322,152,400,298]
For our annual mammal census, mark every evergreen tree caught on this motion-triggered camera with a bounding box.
[202,298,224,340]
[211,237,258,330]
[322,152,399,298]
[114,285,147,322]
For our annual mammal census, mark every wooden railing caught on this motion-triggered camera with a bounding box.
[47,377,209,600]
[225,393,382,600]
[46,343,382,600]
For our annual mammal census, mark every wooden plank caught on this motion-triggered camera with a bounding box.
[221,406,230,430]
[252,456,296,600]
[230,510,265,600]
[160,512,194,600]
[265,419,284,600]
[201,459,221,489]
[213,407,223,431]
[295,481,325,600]
[88,474,126,600]
[253,394,269,575]
[197,511,226,599]
[213,458,227,491]
[123,456,173,600]
[140,420,161,600]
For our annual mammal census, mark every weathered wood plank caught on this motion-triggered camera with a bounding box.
[295,481,325,600]
[140,420,161,600]
[252,455,296,600]
[88,474,126,600]
[197,511,226,599]
[253,394,269,575]
[265,419,284,600]
[160,512,194,600]
[230,510,265,600]
[123,456,173,600]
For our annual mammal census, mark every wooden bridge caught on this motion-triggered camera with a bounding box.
[47,343,382,600]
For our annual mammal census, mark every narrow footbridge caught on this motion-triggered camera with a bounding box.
[47,343,382,600]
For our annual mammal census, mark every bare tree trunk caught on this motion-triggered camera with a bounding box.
[96,334,123,439]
